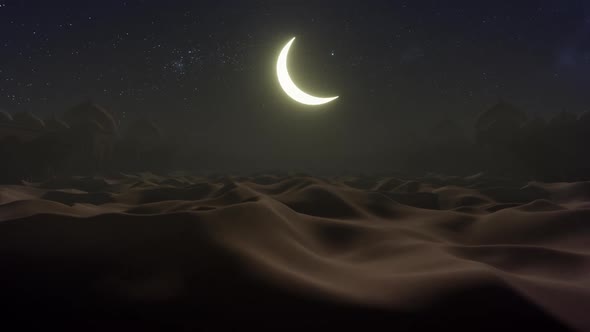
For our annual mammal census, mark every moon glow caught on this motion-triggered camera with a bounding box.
[276,37,339,106]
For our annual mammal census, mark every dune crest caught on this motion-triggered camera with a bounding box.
[0,174,588,330]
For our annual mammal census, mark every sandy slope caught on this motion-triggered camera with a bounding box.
[0,173,589,331]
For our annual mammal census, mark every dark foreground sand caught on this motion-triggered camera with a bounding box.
[0,173,589,331]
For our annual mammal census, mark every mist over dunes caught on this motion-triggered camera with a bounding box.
[2,100,590,180]
[3,1,590,330]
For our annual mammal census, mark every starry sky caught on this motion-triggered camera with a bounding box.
[1,0,589,170]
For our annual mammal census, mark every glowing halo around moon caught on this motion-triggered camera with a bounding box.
[276,37,339,106]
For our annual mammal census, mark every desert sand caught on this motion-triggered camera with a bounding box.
[0,173,589,331]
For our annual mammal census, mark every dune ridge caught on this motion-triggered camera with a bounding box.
[0,173,588,331]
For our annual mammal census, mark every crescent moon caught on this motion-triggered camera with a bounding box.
[276,37,339,106]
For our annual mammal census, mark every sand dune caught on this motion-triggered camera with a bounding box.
[0,173,589,331]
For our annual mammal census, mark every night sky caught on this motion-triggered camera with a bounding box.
[1,0,589,171]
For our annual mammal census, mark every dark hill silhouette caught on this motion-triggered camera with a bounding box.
[0,99,589,181]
